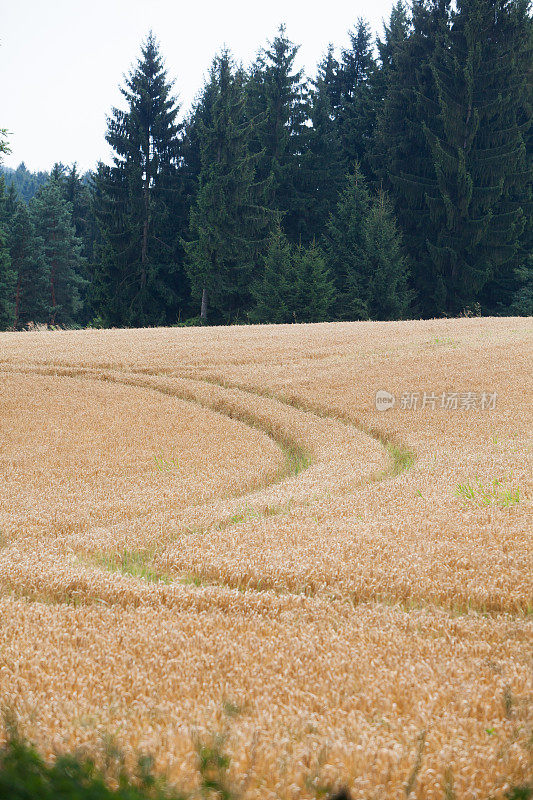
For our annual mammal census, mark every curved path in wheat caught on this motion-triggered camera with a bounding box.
[0,319,531,799]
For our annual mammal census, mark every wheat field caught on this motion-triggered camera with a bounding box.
[0,317,531,798]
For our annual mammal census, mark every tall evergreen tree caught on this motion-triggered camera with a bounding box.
[478,0,533,314]
[0,177,15,330]
[422,0,532,315]
[93,33,187,326]
[251,224,334,323]
[336,19,377,176]
[323,164,371,320]
[185,50,270,323]
[362,190,412,319]
[30,182,85,326]
[1,162,49,204]
[371,1,411,111]
[246,25,310,242]
[8,201,49,329]
[303,69,346,239]
[374,0,451,315]
[293,241,335,322]
[250,222,295,323]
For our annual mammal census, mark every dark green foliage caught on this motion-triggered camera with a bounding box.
[336,19,377,177]
[511,256,533,315]
[2,13,530,325]
[93,32,187,327]
[250,223,295,323]
[362,191,412,319]
[422,0,532,315]
[324,164,371,320]
[374,0,451,316]
[0,729,184,800]
[1,162,50,203]
[185,49,270,323]
[375,0,532,317]
[246,25,310,243]
[303,68,346,239]
[293,240,335,322]
[374,1,411,100]
[8,200,49,328]
[323,166,411,321]
[0,177,15,330]
[30,181,85,326]
[251,224,334,323]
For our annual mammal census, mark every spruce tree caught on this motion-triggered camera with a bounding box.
[362,190,411,319]
[0,177,15,330]
[8,201,49,329]
[374,0,450,316]
[423,0,532,315]
[303,70,346,239]
[2,162,49,204]
[251,227,335,324]
[478,1,533,314]
[371,1,411,116]
[293,241,335,322]
[30,182,85,327]
[94,32,187,326]
[0,227,13,330]
[323,164,371,320]
[336,19,377,177]
[0,183,15,331]
[185,50,270,323]
[250,223,295,323]
[246,25,310,243]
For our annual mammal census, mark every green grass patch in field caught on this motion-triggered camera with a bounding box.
[455,476,521,508]
[87,550,172,584]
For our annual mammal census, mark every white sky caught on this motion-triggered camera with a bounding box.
[1,0,397,174]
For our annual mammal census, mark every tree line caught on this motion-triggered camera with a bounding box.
[1,0,531,330]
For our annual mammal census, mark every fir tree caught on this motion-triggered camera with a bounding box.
[0,177,15,330]
[1,162,49,204]
[362,190,412,319]
[250,223,295,323]
[323,164,371,320]
[30,182,85,326]
[251,226,335,323]
[303,70,346,239]
[246,25,310,242]
[371,1,411,119]
[423,0,532,315]
[94,32,187,326]
[8,201,49,329]
[336,19,377,176]
[293,241,335,322]
[374,0,451,316]
[185,49,270,323]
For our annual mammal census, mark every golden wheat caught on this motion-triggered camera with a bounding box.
[0,317,531,799]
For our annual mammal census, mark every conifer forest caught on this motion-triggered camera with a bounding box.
[1,0,531,328]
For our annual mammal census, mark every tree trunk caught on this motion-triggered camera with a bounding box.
[200,286,208,320]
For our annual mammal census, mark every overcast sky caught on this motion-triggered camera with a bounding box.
[2,0,397,174]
